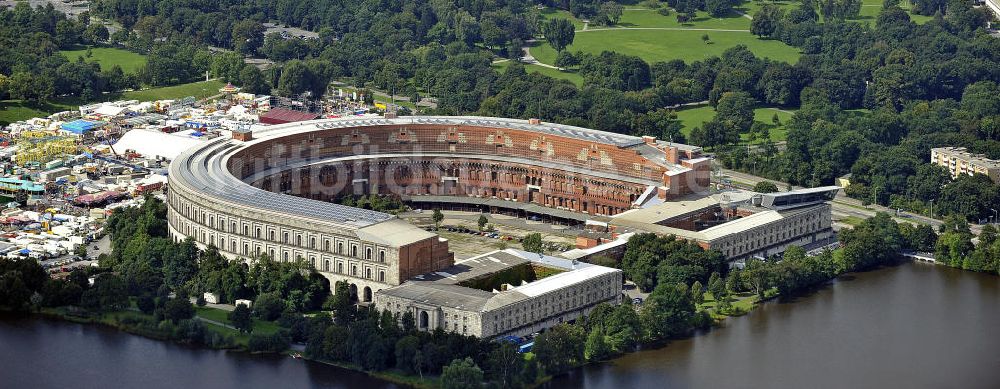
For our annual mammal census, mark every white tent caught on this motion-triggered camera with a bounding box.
[94,105,128,117]
[113,129,203,160]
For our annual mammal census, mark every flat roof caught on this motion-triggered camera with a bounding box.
[379,282,494,311]
[759,186,840,209]
[510,265,618,297]
[417,250,530,284]
[612,195,720,225]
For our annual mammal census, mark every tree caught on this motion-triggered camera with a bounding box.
[164,297,195,323]
[84,24,110,43]
[80,273,128,311]
[521,233,544,253]
[715,91,756,134]
[230,303,253,333]
[598,2,625,25]
[706,0,736,17]
[486,341,523,388]
[555,51,579,69]
[640,282,696,341]
[253,291,285,321]
[544,19,576,53]
[395,335,421,374]
[240,65,269,94]
[477,214,489,231]
[534,324,586,375]
[231,20,264,55]
[690,280,704,305]
[432,209,444,229]
[441,357,484,389]
[751,5,784,38]
[585,326,611,361]
[136,294,156,314]
[708,276,727,306]
[754,181,779,193]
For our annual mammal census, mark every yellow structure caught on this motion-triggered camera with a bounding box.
[15,137,79,166]
[931,147,1000,183]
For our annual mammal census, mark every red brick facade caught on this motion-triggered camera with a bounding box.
[230,122,710,217]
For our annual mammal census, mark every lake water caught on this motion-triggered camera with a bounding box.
[2,262,998,389]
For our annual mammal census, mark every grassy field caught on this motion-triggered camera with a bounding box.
[120,80,225,102]
[60,46,148,73]
[615,8,751,30]
[673,104,796,143]
[0,80,225,125]
[492,60,584,86]
[194,306,282,340]
[532,1,934,66]
[538,7,587,30]
[533,3,799,64]
[532,29,800,65]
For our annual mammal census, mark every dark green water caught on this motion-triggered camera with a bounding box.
[548,262,1000,389]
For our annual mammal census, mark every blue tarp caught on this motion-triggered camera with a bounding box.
[0,177,45,193]
[61,120,104,134]
[19,249,30,255]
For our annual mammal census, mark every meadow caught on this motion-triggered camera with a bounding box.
[673,104,797,143]
[60,46,148,73]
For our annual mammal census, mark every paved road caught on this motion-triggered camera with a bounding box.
[716,167,946,229]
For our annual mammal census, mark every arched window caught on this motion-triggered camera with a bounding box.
[283,232,288,243]
[337,262,343,273]
[324,260,330,271]
[365,268,372,279]
[243,225,248,236]
[379,251,385,262]
[231,222,236,232]
[379,271,385,282]
[296,235,302,246]
[311,237,316,249]
[351,245,358,257]
[337,242,343,254]
[283,252,289,262]
[324,240,330,251]
[365,248,372,260]
[351,265,357,276]
[255,228,261,238]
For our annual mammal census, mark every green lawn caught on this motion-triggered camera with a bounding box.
[0,99,79,125]
[615,8,751,30]
[60,46,148,73]
[120,80,225,102]
[674,104,796,143]
[492,60,584,86]
[699,292,758,319]
[194,306,282,336]
[1,80,225,125]
[538,7,587,30]
[532,29,800,65]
